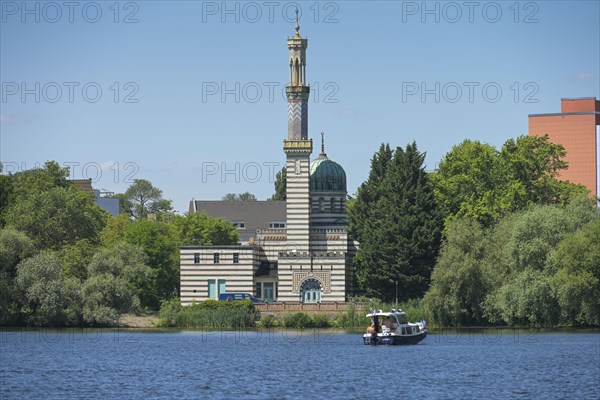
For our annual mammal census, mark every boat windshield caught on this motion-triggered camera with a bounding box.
[397,314,408,324]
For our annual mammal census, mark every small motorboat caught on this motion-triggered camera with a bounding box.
[363,309,427,345]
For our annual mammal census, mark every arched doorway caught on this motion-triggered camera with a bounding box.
[300,278,322,303]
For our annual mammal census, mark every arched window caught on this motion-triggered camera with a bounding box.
[330,197,335,213]
[319,197,324,212]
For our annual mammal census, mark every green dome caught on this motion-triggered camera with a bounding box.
[309,153,347,192]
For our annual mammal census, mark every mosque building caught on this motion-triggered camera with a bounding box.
[180,16,356,305]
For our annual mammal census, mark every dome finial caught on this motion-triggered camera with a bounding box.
[321,132,327,155]
[295,8,300,37]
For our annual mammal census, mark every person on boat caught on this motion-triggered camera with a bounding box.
[382,318,393,329]
[366,324,375,334]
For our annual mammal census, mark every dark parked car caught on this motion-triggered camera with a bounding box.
[218,293,262,303]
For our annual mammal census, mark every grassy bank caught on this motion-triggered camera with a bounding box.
[157,299,258,329]
[155,297,433,329]
[257,298,431,329]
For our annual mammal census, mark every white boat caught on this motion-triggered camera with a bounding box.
[362,309,427,345]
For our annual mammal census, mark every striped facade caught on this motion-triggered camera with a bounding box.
[284,142,312,251]
[180,246,261,306]
[179,20,355,305]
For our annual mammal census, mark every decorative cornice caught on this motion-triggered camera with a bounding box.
[283,139,313,153]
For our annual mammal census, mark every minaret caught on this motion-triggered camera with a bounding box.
[284,9,312,252]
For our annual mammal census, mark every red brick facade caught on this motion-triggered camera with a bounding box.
[528,98,599,197]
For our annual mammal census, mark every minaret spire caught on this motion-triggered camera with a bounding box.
[286,13,309,140]
[283,15,312,256]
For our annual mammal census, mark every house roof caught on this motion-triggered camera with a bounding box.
[189,200,286,242]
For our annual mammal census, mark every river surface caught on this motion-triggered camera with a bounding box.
[1,329,599,399]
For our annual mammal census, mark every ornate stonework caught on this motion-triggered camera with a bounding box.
[292,271,331,294]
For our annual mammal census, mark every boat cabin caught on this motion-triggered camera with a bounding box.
[363,309,427,345]
[366,309,421,334]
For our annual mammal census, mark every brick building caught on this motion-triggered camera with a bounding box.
[528,97,600,198]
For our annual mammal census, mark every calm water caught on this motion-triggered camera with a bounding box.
[1,329,599,399]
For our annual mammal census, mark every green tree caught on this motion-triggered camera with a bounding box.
[10,161,70,200]
[352,142,442,301]
[82,242,152,325]
[270,167,287,200]
[549,219,600,325]
[500,135,587,206]
[100,214,132,248]
[482,199,597,326]
[424,218,488,326]
[431,136,588,229]
[16,252,70,326]
[504,198,597,273]
[123,220,180,308]
[0,174,12,227]
[173,212,238,246]
[0,228,34,325]
[349,143,393,244]
[56,239,97,281]
[222,192,257,201]
[150,198,175,221]
[1,161,71,225]
[424,195,598,327]
[125,179,164,220]
[108,193,134,217]
[4,187,108,249]
[485,269,560,327]
[430,140,506,227]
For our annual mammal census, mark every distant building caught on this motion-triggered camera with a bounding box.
[71,178,120,216]
[71,178,93,192]
[528,97,600,198]
[94,190,119,216]
[180,17,357,305]
[190,200,286,243]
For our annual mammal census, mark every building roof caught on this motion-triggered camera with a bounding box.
[70,179,93,192]
[528,111,600,117]
[309,135,347,193]
[190,200,286,242]
[310,155,347,193]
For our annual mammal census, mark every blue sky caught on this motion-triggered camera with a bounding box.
[1,0,599,212]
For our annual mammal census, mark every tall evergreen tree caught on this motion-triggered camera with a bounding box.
[222,192,258,201]
[351,142,442,301]
[270,167,287,201]
[348,143,393,244]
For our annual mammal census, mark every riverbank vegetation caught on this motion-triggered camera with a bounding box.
[2,133,598,329]
[424,199,599,327]
[157,299,258,329]
[349,136,598,328]
[0,162,237,327]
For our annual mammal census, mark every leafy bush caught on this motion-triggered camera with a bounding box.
[311,313,331,328]
[256,314,280,328]
[157,298,181,327]
[157,299,257,329]
[282,313,314,328]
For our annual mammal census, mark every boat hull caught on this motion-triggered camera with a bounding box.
[363,331,427,345]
